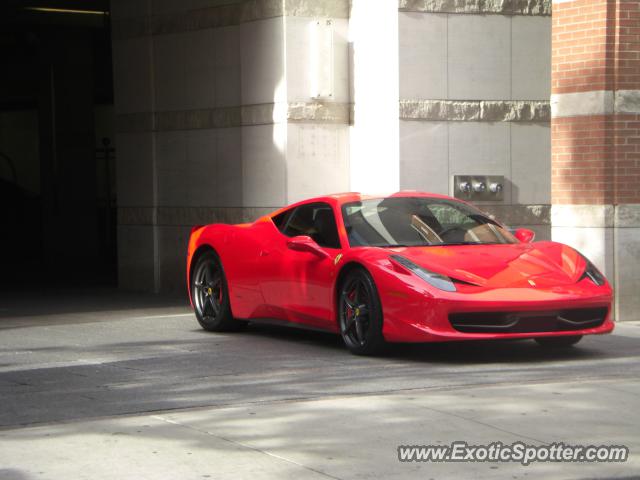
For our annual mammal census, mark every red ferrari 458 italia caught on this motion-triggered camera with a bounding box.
[187,192,613,355]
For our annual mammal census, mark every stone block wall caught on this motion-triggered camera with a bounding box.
[397,1,552,239]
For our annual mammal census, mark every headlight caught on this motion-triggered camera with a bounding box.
[389,254,456,292]
[579,254,606,286]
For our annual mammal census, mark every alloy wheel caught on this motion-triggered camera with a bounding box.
[193,260,224,322]
[340,277,372,347]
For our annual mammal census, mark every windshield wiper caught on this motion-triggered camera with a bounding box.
[440,241,500,246]
[378,241,502,248]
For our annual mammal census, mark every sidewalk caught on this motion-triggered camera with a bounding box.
[1,290,638,479]
[1,378,638,480]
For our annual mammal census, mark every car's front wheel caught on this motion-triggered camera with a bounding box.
[191,250,245,332]
[338,268,386,355]
[534,335,583,348]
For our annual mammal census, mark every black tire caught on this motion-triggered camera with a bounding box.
[190,250,246,332]
[534,335,583,348]
[338,267,386,355]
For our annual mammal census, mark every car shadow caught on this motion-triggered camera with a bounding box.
[240,321,628,365]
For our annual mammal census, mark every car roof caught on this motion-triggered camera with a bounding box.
[265,191,462,219]
[312,191,456,205]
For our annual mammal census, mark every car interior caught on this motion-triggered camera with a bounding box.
[278,203,341,249]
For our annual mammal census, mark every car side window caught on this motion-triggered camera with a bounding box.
[272,208,293,233]
[281,203,341,249]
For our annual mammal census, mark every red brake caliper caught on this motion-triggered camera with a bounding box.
[346,288,357,320]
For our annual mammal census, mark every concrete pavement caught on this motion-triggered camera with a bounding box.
[0,289,638,479]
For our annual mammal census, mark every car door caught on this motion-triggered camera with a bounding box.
[223,219,275,320]
[259,202,343,328]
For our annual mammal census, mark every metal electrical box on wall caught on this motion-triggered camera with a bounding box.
[451,175,505,202]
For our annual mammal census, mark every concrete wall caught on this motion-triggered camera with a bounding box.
[284,14,351,203]
[397,4,552,238]
[112,0,349,293]
[111,0,553,293]
[110,0,636,323]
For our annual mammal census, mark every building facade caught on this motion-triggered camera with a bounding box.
[550,0,640,321]
[111,0,638,320]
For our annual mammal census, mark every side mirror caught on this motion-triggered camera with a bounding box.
[514,228,535,243]
[286,235,330,258]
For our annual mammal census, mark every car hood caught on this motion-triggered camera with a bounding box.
[389,241,586,288]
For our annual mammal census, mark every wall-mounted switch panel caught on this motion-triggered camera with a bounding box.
[452,175,505,202]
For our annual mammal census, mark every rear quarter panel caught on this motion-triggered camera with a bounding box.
[187,219,272,318]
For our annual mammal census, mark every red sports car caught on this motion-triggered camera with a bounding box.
[187,192,614,355]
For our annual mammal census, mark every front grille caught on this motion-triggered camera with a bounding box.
[449,307,608,334]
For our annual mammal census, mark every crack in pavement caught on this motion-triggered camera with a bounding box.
[409,403,548,445]
[151,414,345,480]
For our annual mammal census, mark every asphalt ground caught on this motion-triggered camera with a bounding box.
[0,289,638,479]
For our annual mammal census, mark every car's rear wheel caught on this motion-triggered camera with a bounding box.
[191,250,245,332]
[534,335,583,348]
[338,268,385,355]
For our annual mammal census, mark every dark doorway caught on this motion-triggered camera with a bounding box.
[0,1,116,289]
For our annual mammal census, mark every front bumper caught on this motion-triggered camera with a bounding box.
[380,283,614,343]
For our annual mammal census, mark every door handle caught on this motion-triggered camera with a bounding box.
[259,250,270,257]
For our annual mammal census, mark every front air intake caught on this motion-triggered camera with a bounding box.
[449,307,608,333]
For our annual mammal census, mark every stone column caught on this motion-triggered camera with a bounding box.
[551,0,640,320]
[281,0,351,203]
[349,0,400,193]
[111,0,159,292]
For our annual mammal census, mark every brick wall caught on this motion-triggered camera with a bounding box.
[551,0,640,205]
[615,1,640,90]
[551,0,615,94]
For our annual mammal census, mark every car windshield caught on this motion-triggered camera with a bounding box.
[342,197,518,248]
